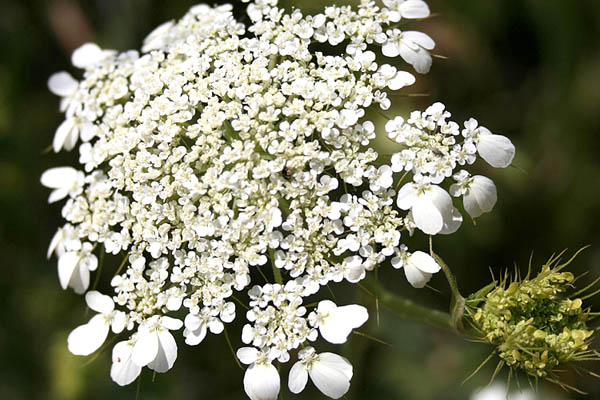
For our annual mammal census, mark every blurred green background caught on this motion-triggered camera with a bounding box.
[1,0,599,399]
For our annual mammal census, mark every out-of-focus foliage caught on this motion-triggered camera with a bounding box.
[0,0,598,399]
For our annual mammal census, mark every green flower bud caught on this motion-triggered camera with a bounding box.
[463,249,599,384]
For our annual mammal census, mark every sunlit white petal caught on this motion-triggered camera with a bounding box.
[243,363,280,400]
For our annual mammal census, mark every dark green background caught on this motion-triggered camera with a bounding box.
[1,0,599,398]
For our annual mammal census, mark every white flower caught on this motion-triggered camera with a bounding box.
[40,167,84,203]
[463,118,515,168]
[337,108,363,129]
[309,300,368,344]
[450,172,497,218]
[288,347,353,399]
[47,224,77,259]
[68,291,126,355]
[51,118,97,153]
[183,313,225,345]
[383,30,435,74]
[376,64,416,90]
[71,42,115,69]
[392,248,440,288]
[237,347,280,400]
[342,255,365,283]
[383,0,430,22]
[131,316,183,373]
[57,242,97,294]
[110,340,142,386]
[369,165,394,192]
[397,181,460,235]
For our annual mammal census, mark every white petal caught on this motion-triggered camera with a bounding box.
[401,45,432,74]
[161,316,183,331]
[403,264,432,288]
[131,330,159,367]
[439,206,463,235]
[84,254,98,271]
[403,31,435,50]
[241,325,255,344]
[388,71,416,90]
[147,329,178,373]
[63,125,79,151]
[237,347,259,365]
[464,176,497,218]
[244,363,280,400]
[344,262,365,283]
[412,186,452,235]
[335,305,369,329]
[408,251,440,273]
[71,43,110,69]
[208,319,224,334]
[320,304,368,344]
[69,263,90,295]
[412,198,444,235]
[428,185,453,212]
[47,228,63,259]
[477,134,515,168]
[48,72,78,97]
[309,355,352,399]
[67,315,109,355]
[382,41,400,58]
[40,166,78,189]
[57,252,79,290]
[111,311,127,334]
[166,295,182,311]
[184,325,207,346]
[316,300,337,314]
[185,314,202,330]
[396,183,417,210]
[111,341,141,386]
[52,119,76,153]
[288,362,308,394]
[85,290,114,314]
[318,353,353,380]
[400,1,430,19]
[48,188,69,203]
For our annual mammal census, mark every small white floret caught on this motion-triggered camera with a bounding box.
[40,167,84,203]
[68,291,124,356]
[392,249,441,288]
[237,347,280,400]
[289,347,353,399]
[131,316,183,373]
[397,182,458,235]
[310,300,368,344]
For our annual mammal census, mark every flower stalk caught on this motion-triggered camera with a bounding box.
[361,277,456,333]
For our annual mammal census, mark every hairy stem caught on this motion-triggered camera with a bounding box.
[430,237,466,331]
[361,278,457,333]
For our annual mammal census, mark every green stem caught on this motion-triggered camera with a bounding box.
[361,278,456,333]
[430,237,466,332]
[272,264,283,284]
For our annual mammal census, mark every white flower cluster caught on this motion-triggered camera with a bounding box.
[42,1,515,398]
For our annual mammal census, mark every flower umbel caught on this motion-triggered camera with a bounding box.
[42,0,517,398]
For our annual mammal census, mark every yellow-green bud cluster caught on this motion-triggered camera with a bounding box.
[465,253,596,378]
